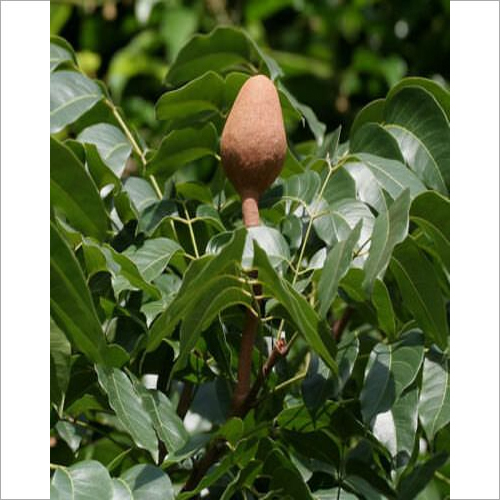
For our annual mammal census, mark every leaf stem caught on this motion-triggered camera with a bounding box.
[274,156,347,342]
[181,202,200,258]
[105,98,163,199]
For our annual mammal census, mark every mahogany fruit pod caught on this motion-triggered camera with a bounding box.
[221,75,287,227]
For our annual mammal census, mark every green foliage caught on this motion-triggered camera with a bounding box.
[51,18,449,500]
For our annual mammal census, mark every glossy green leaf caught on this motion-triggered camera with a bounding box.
[51,460,113,500]
[196,204,225,231]
[346,154,425,214]
[397,453,449,500]
[350,123,405,162]
[147,229,247,351]
[313,198,374,249]
[123,238,183,282]
[350,98,385,136]
[318,222,362,317]
[51,36,76,72]
[128,375,188,453]
[147,123,218,181]
[390,238,448,349]
[410,191,450,272]
[50,318,71,409]
[363,189,410,291]
[243,226,291,268]
[174,275,252,373]
[78,123,132,178]
[253,244,338,374]
[165,27,253,86]
[51,138,108,240]
[360,330,424,424]
[96,365,159,461]
[51,223,123,366]
[123,177,160,213]
[372,279,396,338]
[385,87,449,194]
[388,77,450,120]
[51,70,104,133]
[418,349,450,440]
[156,71,225,124]
[55,421,84,452]
[112,464,174,500]
[371,384,418,467]
[82,238,161,299]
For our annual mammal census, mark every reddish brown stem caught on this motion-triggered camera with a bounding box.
[332,306,354,341]
[176,381,194,420]
[234,338,288,417]
[231,308,259,413]
[181,438,226,493]
[183,339,289,492]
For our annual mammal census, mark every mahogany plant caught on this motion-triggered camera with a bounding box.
[50,27,450,500]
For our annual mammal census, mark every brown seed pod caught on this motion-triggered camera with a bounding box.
[221,75,287,227]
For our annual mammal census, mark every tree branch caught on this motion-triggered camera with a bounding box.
[332,306,354,341]
[177,381,194,420]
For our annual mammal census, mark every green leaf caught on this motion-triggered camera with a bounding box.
[147,123,218,181]
[372,279,396,338]
[269,466,315,500]
[77,124,132,179]
[156,71,225,124]
[318,221,362,317]
[51,460,113,500]
[346,153,425,214]
[50,318,71,409]
[363,189,410,291]
[350,98,385,136]
[350,123,405,162]
[390,238,449,349]
[360,330,424,424]
[51,70,104,133]
[51,223,123,366]
[128,374,189,454]
[51,36,76,72]
[165,27,253,86]
[51,137,108,240]
[147,229,247,351]
[371,384,418,468]
[410,191,450,272]
[418,348,450,441]
[397,453,449,500]
[253,244,338,374]
[385,87,449,194]
[244,226,291,269]
[95,365,159,461]
[174,275,252,373]
[196,204,225,231]
[112,464,174,500]
[312,198,374,249]
[388,77,450,120]
[123,238,183,282]
[123,176,160,213]
[55,421,85,452]
[82,238,161,299]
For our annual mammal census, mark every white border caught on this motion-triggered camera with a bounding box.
[1,2,50,499]
[450,1,500,499]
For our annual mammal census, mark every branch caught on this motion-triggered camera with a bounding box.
[230,307,259,413]
[181,438,227,493]
[177,381,194,420]
[332,306,354,341]
[182,338,290,492]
